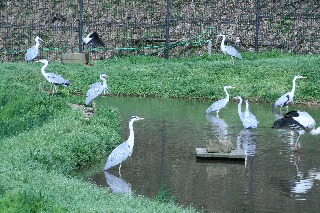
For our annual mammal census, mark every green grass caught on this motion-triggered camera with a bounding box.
[0,52,319,212]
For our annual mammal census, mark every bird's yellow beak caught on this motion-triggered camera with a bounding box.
[301,76,307,78]
[139,118,145,120]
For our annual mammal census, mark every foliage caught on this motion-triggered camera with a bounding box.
[0,52,319,212]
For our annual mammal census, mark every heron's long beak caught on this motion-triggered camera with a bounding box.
[301,76,307,78]
[139,118,145,120]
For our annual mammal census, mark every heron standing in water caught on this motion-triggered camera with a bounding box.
[272,110,320,151]
[205,85,235,115]
[235,96,258,129]
[104,116,144,175]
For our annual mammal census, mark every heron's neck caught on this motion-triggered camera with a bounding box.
[291,78,297,94]
[101,77,107,89]
[220,36,226,51]
[224,87,229,101]
[310,127,320,135]
[127,121,135,147]
[40,63,48,76]
[237,98,243,118]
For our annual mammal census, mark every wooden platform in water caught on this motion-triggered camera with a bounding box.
[196,148,246,160]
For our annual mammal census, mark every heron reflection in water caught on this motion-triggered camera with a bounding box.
[205,113,228,140]
[104,171,131,195]
[236,129,257,167]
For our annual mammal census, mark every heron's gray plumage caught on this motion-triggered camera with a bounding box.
[36,59,70,93]
[205,85,235,115]
[272,110,320,150]
[104,116,144,173]
[85,73,109,105]
[218,34,242,60]
[273,75,307,109]
[235,96,258,129]
[25,36,43,62]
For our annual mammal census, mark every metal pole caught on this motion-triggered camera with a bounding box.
[165,0,171,59]
[255,0,260,52]
[78,0,84,53]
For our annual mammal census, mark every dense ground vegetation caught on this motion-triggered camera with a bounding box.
[0,52,319,211]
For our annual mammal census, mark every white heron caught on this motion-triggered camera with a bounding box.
[205,85,235,115]
[273,75,307,110]
[272,110,320,151]
[36,59,70,94]
[25,36,43,62]
[104,116,144,174]
[217,34,242,60]
[85,73,109,106]
[234,96,258,129]
[83,32,105,64]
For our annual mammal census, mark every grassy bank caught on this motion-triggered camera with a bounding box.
[0,52,319,212]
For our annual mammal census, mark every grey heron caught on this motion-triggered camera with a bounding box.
[85,73,109,106]
[272,110,320,151]
[36,59,70,94]
[104,116,144,174]
[217,34,242,60]
[205,85,235,115]
[83,32,105,64]
[273,75,307,110]
[234,96,258,129]
[25,36,43,62]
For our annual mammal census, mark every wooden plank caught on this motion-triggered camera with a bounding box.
[196,148,246,159]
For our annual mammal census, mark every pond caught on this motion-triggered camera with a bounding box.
[84,96,320,212]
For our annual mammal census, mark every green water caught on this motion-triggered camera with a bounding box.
[85,96,320,212]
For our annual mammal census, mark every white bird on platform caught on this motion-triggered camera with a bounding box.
[25,36,43,62]
[272,110,320,151]
[273,75,307,110]
[104,116,144,175]
[83,32,105,64]
[235,96,258,129]
[85,73,109,106]
[205,85,235,115]
[36,59,70,94]
[217,34,242,60]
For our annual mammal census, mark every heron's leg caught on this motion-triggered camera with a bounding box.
[118,164,122,177]
[294,135,301,150]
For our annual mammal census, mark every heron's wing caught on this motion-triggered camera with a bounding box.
[88,32,105,48]
[224,45,242,59]
[272,116,305,131]
[45,72,70,86]
[104,142,131,170]
[273,93,291,108]
[243,113,259,129]
[25,46,38,61]
[206,99,228,114]
[85,82,104,105]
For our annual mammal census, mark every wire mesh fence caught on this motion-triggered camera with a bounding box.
[0,0,319,62]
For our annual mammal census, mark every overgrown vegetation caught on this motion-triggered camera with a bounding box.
[0,52,319,212]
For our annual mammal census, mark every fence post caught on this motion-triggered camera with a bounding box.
[78,0,84,53]
[255,0,260,52]
[165,0,171,59]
